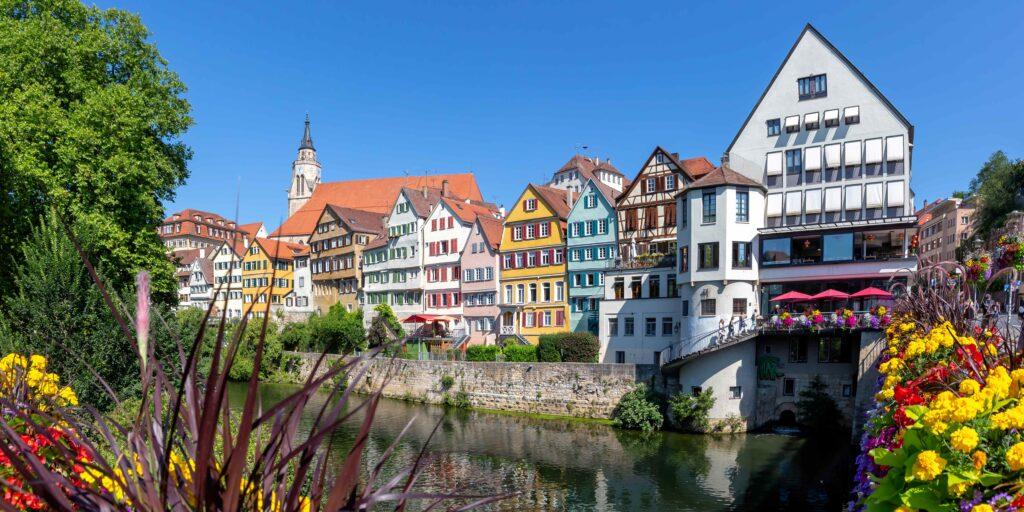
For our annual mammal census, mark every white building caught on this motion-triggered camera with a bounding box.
[675,166,765,355]
[282,253,314,321]
[212,241,245,319]
[598,265,680,365]
[547,154,628,195]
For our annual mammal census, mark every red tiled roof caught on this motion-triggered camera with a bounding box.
[254,238,308,261]
[364,236,387,250]
[163,208,236,226]
[171,248,200,265]
[587,177,620,204]
[476,216,504,251]
[531,184,572,220]
[677,156,716,179]
[442,197,500,225]
[271,173,483,237]
[685,165,765,191]
[325,205,387,235]
[237,222,264,238]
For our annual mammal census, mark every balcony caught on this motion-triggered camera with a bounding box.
[613,253,676,270]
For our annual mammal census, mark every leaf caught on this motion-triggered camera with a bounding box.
[979,471,1004,486]
[905,405,928,421]
[870,447,906,468]
[903,429,924,450]
[903,485,943,511]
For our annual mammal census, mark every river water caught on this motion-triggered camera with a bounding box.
[228,383,853,511]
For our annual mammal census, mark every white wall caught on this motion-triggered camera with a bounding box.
[676,342,758,425]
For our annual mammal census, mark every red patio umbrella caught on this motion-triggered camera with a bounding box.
[850,287,894,299]
[770,291,813,302]
[811,289,850,301]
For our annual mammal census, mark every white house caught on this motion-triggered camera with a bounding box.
[598,265,680,365]
[212,241,245,319]
[281,253,315,321]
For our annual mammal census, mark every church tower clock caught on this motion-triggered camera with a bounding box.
[287,115,322,217]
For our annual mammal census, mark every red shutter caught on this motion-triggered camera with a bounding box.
[451,238,458,253]
[555,310,565,326]
[448,217,454,229]
[535,311,543,327]
[521,312,527,327]
[431,219,437,231]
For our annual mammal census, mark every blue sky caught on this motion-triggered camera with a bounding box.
[104,0,1024,230]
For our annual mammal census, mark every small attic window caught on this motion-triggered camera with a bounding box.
[798,74,827,100]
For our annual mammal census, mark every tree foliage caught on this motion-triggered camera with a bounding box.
[536,335,561,362]
[309,304,365,354]
[500,344,538,362]
[969,151,1024,240]
[367,314,397,348]
[373,303,404,338]
[668,388,716,433]
[796,376,845,436]
[0,0,193,303]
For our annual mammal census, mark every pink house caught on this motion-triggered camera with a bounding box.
[460,216,503,345]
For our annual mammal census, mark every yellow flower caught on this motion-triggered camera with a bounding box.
[950,397,983,423]
[876,388,895,402]
[906,340,926,358]
[959,379,981,396]
[973,451,987,470]
[895,507,916,512]
[992,405,1024,430]
[29,354,46,370]
[1007,442,1024,471]
[949,480,972,497]
[911,450,946,481]
[950,426,979,453]
[972,505,994,512]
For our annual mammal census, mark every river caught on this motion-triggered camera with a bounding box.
[228,382,853,511]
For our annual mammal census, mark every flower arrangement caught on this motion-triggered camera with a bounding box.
[849,317,1024,511]
[996,235,1024,273]
[965,256,991,286]
[781,311,794,328]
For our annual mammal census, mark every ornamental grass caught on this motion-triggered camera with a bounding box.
[0,230,502,511]
[850,257,1024,512]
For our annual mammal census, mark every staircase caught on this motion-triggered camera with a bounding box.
[660,324,761,374]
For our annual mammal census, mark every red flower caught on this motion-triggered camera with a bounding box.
[893,406,915,427]
[894,385,925,405]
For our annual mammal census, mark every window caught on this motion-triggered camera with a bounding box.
[608,317,618,336]
[823,233,854,262]
[649,275,660,298]
[645,177,657,194]
[662,317,674,336]
[798,74,827,100]
[785,149,802,173]
[842,384,853,397]
[700,298,716,317]
[783,378,796,396]
[645,317,657,336]
[691,387,702,397]
[732,298,746,316]
[678,246,688,272]
[624,317,635,336]
[788,339,808,363]
[666,274,677,298]
[630,277,642,298]
[681,300,689,317]
[767,118,781,136]
[844,106,860,124]
[702,191,716,223]
[824,109,839,127]
[732,241,752,268]
[818,336,850,363]
[729,386,742,399]
[584,195,596,208]
[524,199,537,212]
[761,238,791,266]
[615,351,625,364]
[539,222,550,237]
[736,190,749,222]
[665,175,676,191]
[698,243,719,270]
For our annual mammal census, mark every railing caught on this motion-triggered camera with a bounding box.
[613,253,676,270]
[500,325,516,335]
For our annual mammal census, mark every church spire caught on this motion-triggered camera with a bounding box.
[299,113,315,151]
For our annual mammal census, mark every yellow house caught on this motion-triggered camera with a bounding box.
[498,184,571,344]
[242,237,308,318]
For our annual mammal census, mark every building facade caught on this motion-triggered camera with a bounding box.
[159,209,249,252]
[917,197,976,264]
[566,179,619,334]
[617,147,715,257]
[241,238,307,319]
[460,216,503,345]
[676,167,765,353]
[724,24,917,313]
[547,154,627,195]
[287,115,322,219]
[498,185,570,344]
[283,253,314,321]
[598,266,679,364]
[212,241,246,319]
[308,204,386,314]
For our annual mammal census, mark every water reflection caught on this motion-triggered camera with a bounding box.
[229,383,851,511]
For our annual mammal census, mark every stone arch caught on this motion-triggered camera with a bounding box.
[776,402,798,426]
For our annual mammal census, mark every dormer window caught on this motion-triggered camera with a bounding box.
[655,153,666,164]
[798,74,827,100]
[823,109,839,127]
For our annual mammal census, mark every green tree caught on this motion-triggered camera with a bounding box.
[0,0,193,304]
[373,303,405,338]
[612,383,664,433]
[366,314,397,348]
[279,322,309,352]
[796,376,845,436]
[309,304,366,354]
[668,388,716,433]
[969,151,1024,240]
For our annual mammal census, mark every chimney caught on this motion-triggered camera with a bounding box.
[672,152,680,159]
[721,152,730,165]
[441,179,450,198]
[422,185,428,198]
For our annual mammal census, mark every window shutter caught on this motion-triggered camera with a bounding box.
[521,312,526,327]
[431,219,437,231]
[549,248,556,263]
[451,238,457,253]
[657,177,665,192]
[535,311,542,327]
[555,310,565,326]
[641,179,648,194]
[448,217,454,229]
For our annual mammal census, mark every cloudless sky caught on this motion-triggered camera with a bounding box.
[101,0,1024,230]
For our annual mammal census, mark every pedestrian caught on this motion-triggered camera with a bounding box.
[739,314,747,333]
[728,316,735,338]
[718,318,725,340]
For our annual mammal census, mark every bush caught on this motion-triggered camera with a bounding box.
[612,383,664,433]
[367,313,398,348]
[556,332,600,362]
[278,322,309,352]
[440,374,455,390]
[442,390,471,408]
[796,376,844,436]
[537,335,562,362]
[373,303,405,338]
[501,344,538,362]
[309,304,365,354]
[669,388,716,433]
[466,345,501,361]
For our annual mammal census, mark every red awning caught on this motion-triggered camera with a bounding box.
[401,314,457,323]
[850,287,894,299]
[770,291,813,302]
[811,289,850,300]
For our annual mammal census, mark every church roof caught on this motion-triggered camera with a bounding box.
[299,114,314,151]
[271,173,484,238]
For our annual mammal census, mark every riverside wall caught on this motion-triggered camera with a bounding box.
[283,352,663,419]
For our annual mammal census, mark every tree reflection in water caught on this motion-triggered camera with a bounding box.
[231,383,851,511]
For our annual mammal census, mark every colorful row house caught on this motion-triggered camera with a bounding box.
[308,204,386,314]
[241,237,308,319]
[498,184,571,344]
[565,178,619,334]
[460,216,503,345]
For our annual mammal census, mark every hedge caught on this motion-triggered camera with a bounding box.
[501,344,538,362]
[556,332,600,362]
[465,345,501,362]
[537,335,562,362]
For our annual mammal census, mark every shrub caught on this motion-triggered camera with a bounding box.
[796,376,844,436]
[501,344,538,362]
[556,332,600,362]
[537,335,562,362]
[373,303,405,338]
[279,322,309,352]
[669,388,715,433]
[442,390,471,408]
[440,374,455,390]
[612,383,664,433]
[466,345,501,361]
[309,304,366,354]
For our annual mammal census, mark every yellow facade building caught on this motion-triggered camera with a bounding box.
[242,237,308,318]
[497,184,571,344]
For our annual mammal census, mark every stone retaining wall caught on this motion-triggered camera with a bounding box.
[283,351,662,419]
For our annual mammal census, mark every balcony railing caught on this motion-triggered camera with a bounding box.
[613,253,676,270]
[500,325,516,335]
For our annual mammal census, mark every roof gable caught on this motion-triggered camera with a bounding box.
[685,166,767,192]
[725,23,914,155]
[568,178,616,219]
[618,147,713,203]
[474,216,503,251]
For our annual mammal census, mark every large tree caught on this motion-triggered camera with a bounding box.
[0,0,192,303]
[970,151,1024,240]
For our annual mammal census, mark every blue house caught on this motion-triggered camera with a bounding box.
[566,178,619,334]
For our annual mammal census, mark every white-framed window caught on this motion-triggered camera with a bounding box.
[526,224,536,239]
[570,223,580,237]
[665,175,676,191]
[645,177,657,194]
[583,222,593,236]
[597,219,608,234]
[539,222,550,237]
[524,198,538,212]
[513,226,522,240]
[584,195,596,208]
[555,282,564,301]
[541,251,550,265]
